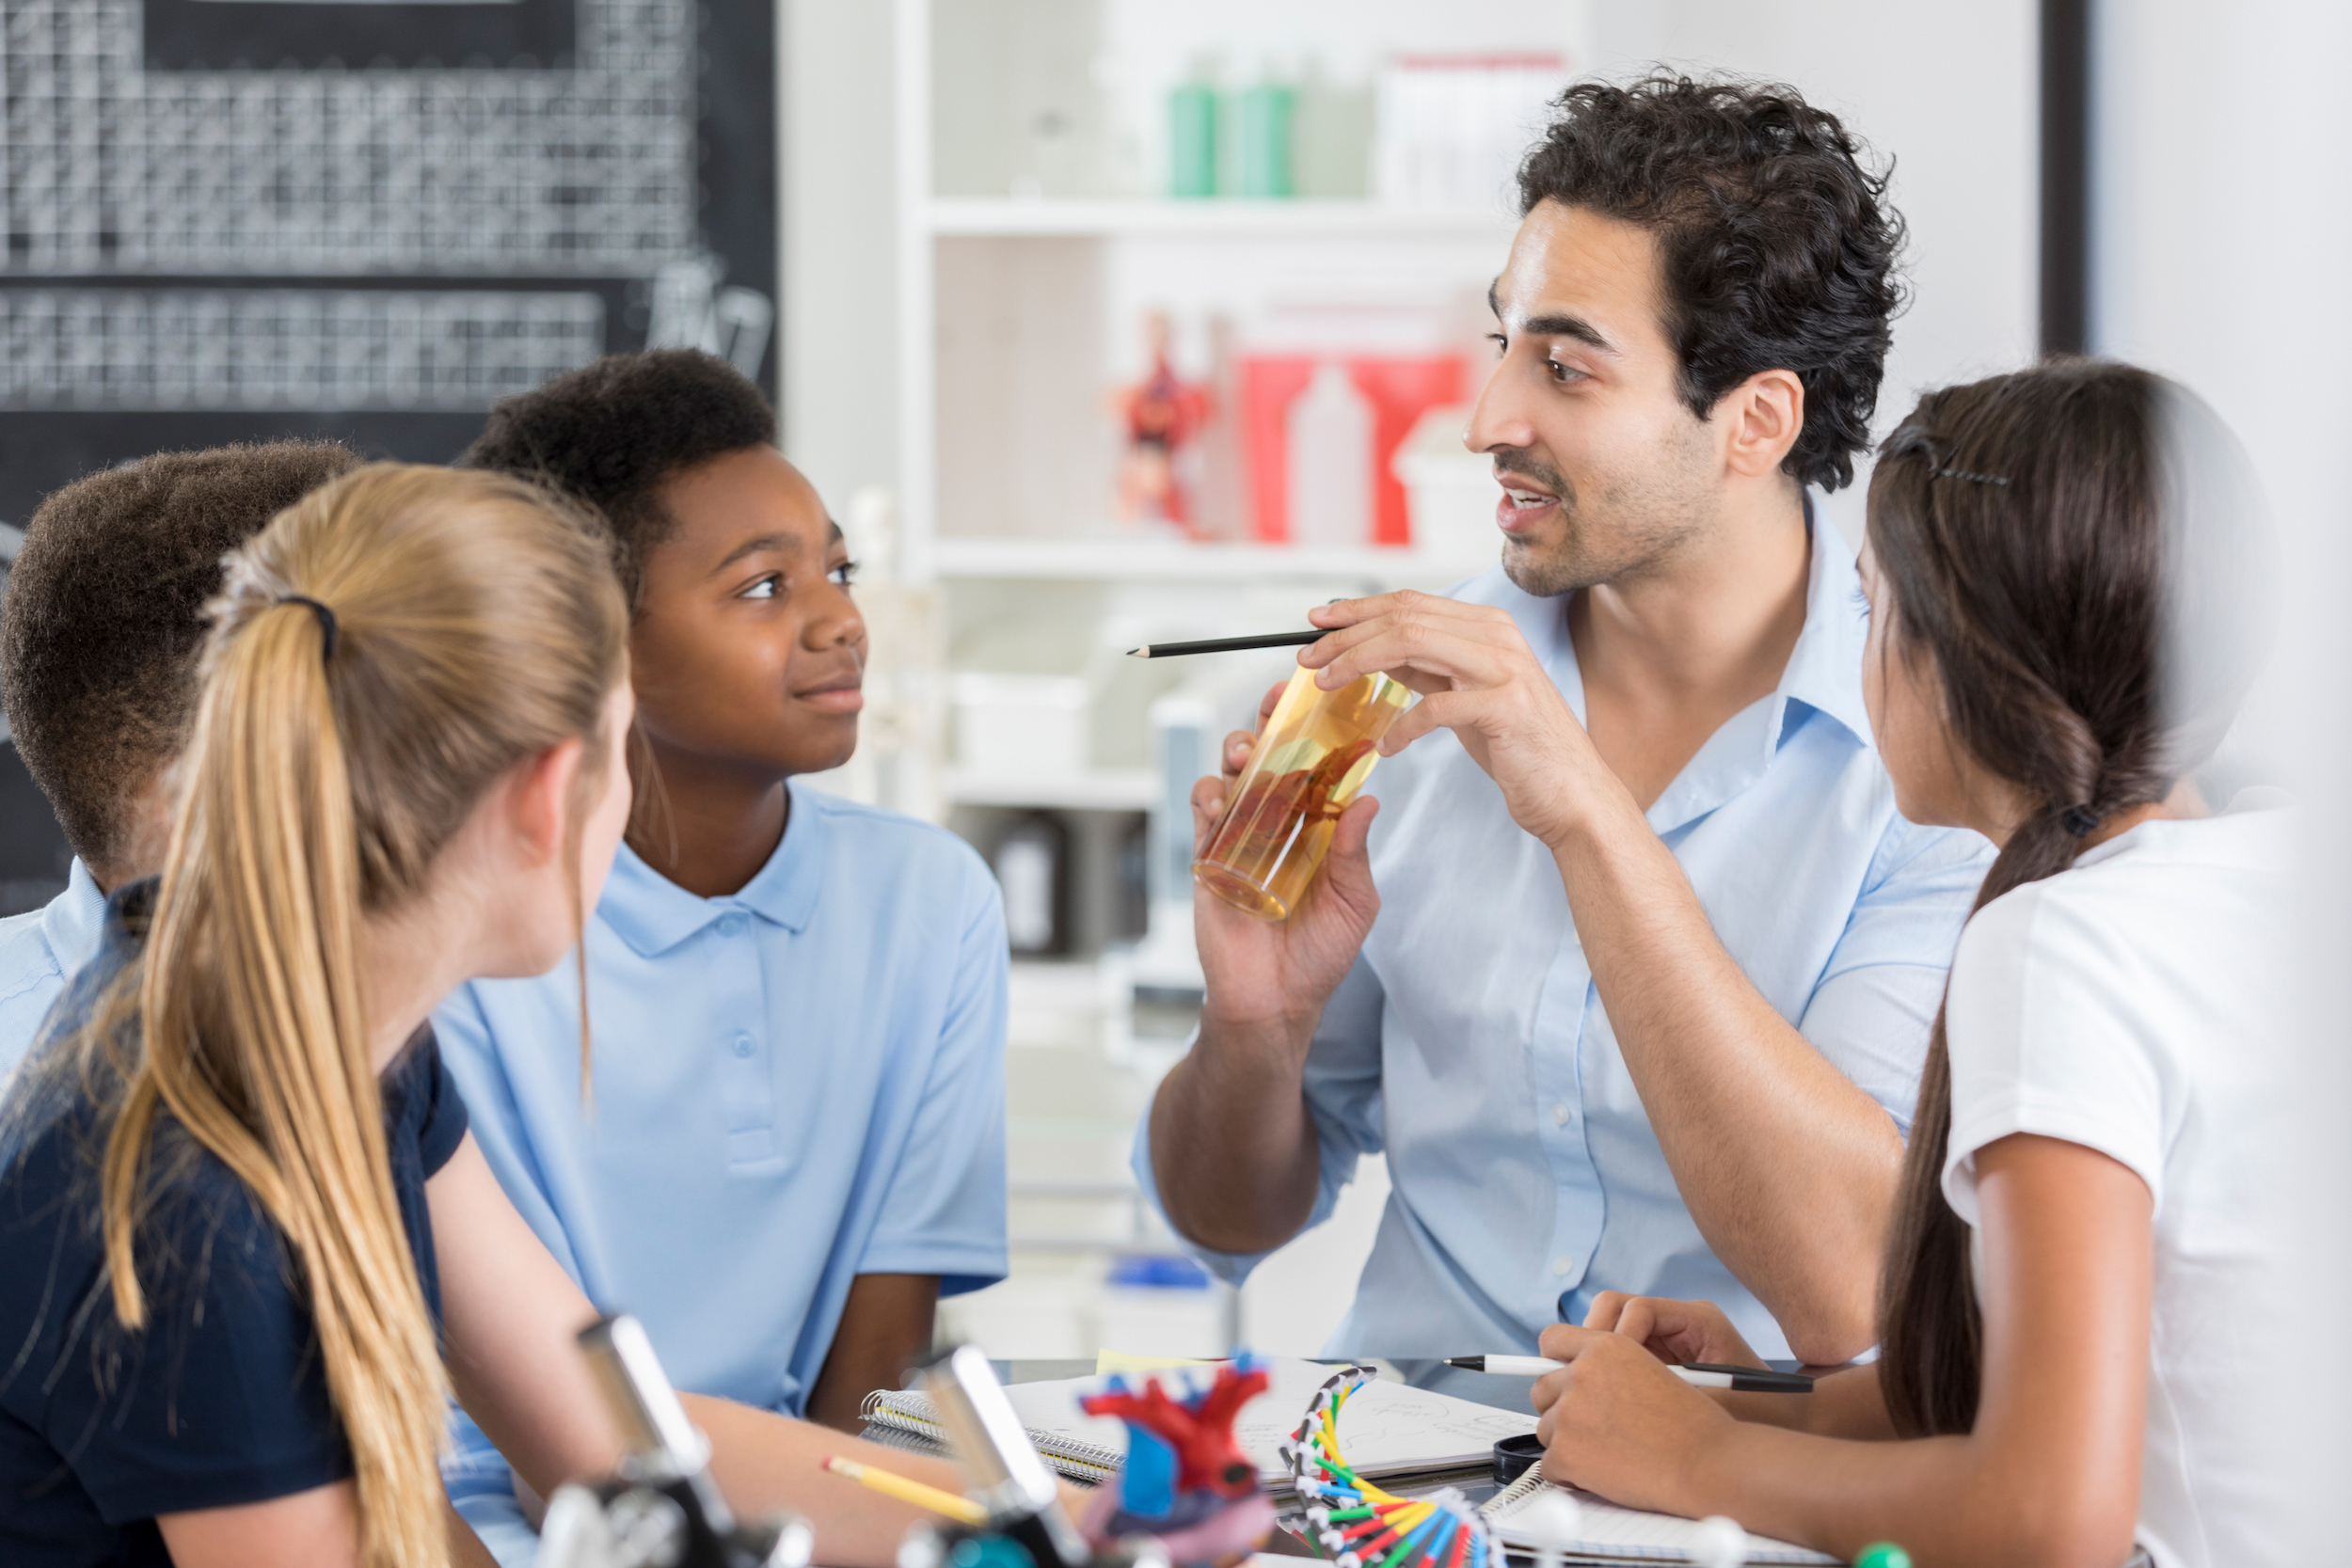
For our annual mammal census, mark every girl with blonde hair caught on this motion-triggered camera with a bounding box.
[0,466,974,1568]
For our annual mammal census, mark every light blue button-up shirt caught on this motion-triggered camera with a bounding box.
[0,860,105,1084]
[1136,515,1993,1359]
[435,784,1009,1566]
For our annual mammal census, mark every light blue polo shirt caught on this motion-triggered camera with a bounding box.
[0,861,106,1085]
[435,784,1009,1565]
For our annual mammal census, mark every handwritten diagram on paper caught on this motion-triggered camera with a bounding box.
[1235,1384,1533,1473]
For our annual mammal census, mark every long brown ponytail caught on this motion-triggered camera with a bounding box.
[90,465,627,1568]
[1869,359,2268,1435]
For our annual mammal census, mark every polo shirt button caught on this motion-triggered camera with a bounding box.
[1551,1256,1572,1277]
[1550,1102,1569,1126]
[731,1032,755,1058]
[717,913,745,938]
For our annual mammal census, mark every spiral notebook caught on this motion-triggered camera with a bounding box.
[858,1357,1534,1494]
[1480,1467,1839,1565]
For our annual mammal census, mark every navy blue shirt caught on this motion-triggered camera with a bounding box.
[0,881,469,1566]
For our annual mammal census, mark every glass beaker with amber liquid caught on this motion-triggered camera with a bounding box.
[1193,665,1411,921]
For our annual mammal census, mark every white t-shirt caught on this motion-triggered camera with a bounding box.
[1940,790,2295,1568]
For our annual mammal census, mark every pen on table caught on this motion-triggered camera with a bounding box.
[1443,1354,1816,1393]
[1128,629,1324,658]
[821,1454,988,1527]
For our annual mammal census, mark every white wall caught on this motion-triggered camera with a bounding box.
[779,0,902,518]
[2092,0,2352,793]
[2092,2,2352,1552]
[1591,0,2040,547]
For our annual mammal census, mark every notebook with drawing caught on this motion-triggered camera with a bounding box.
[1480,1466,1839,1565]
[858,1356,1534,1493]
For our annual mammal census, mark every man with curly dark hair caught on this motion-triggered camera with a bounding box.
[436,350,1007,1568]
[0,440,358,1078]
[1143,75,1993,1366]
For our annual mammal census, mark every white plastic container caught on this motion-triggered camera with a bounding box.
[1284,361,1377,546]
[1391,403,1500,561]
[1375,55,1566,210]
[952,673,1091,777]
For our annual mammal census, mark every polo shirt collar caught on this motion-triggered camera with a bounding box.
[1509,493,1876,836]
[596,781,831,957]
[43,859,108,975]
[1772,498,1877,748]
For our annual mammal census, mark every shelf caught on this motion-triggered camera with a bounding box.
[926,197,1520,240]
[1009,1179,1144,1201]
[946,767,1159,812]
[930,536,1493,585]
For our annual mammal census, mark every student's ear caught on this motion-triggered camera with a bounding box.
[1717,368,1806,480]
[502,736,588,867]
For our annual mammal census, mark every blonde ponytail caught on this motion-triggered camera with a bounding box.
[88,465,627,1568]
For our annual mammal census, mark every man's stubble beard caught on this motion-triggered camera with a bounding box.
[1498,462,1714,600]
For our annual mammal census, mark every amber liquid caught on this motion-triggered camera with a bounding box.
[1193,665,1411,921]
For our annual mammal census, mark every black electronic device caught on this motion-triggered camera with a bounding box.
[1490,1432,1546,1486]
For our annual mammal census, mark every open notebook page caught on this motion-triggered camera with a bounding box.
[1483,1468,1839,1565]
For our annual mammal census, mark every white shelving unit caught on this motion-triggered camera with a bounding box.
[892,0,1571,588]
[893,0,1583,1358]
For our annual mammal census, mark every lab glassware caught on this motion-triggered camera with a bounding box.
[1193,664,1410,920]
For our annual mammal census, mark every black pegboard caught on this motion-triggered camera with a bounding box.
[0,0,777,893]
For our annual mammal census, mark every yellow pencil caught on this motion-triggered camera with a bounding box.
[822,1454,988,1527]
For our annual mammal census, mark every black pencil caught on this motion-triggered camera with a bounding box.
[1126,630,1324,659]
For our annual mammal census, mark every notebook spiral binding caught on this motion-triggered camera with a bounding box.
[1479,1466,1549,1516]
[856,1388,1123,1483]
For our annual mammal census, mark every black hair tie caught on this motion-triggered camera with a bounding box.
[2060,804,2099,837]
[280,594,339,662]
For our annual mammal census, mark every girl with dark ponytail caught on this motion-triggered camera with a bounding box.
[1522,359,2284,1567]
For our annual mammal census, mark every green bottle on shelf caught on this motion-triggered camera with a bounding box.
[1168,81,1218,198]
[1237,81,1296,198]
[1852,1544,1913,1568]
